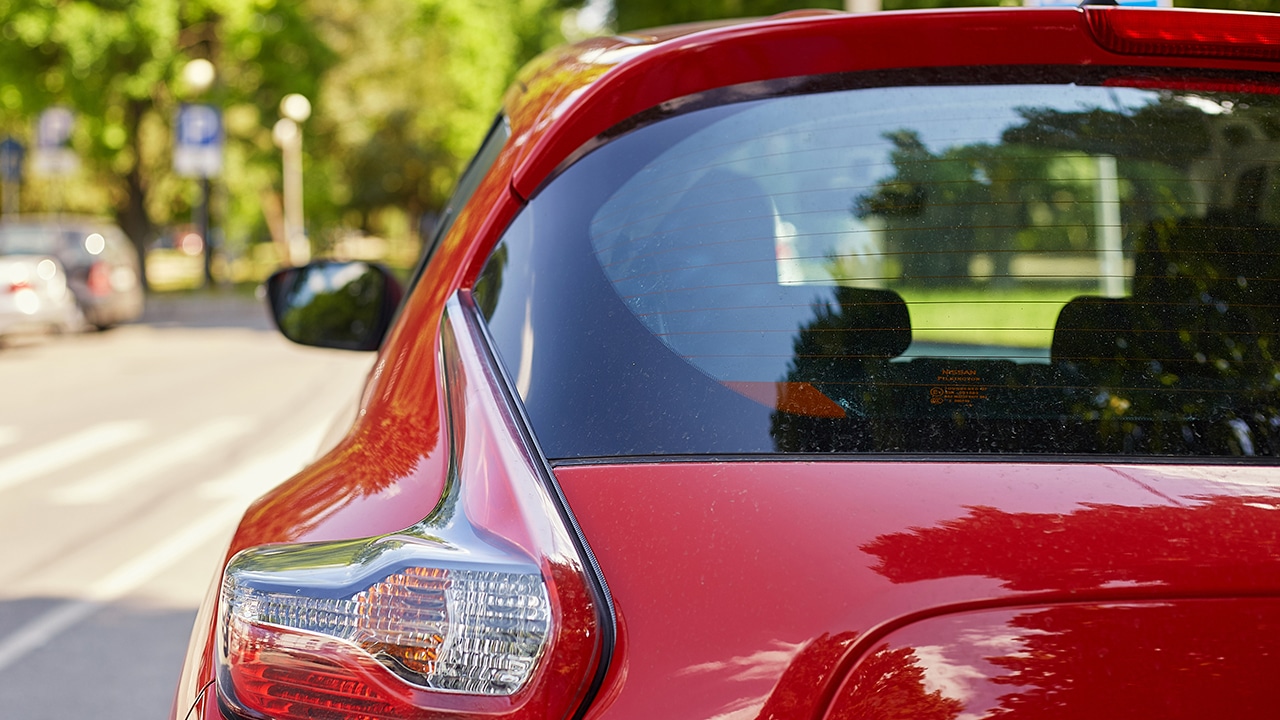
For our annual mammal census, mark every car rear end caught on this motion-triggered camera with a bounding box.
[0,254,81,339]
[177,7,1280,720]
[479,11,1280,713]
[0,219,143,329]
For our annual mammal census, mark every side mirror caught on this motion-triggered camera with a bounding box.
[265,261,404,351]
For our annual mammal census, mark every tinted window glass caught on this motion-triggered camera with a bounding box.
[478,71,1280,460]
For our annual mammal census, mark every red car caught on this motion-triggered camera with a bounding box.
[173,7,1280,720]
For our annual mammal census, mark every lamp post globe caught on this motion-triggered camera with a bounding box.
[182,58,216,95]
[280,94,312,123]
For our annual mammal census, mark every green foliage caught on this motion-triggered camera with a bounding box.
[0,0,581,279]
[0,0,334,269]
[613,0,841,31]
[312,0,557,228]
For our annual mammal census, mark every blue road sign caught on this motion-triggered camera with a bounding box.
[175,103,224,177]
[0,138,23,182]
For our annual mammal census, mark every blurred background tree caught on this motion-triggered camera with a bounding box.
[0,0,583,287]
[0,0,331,286]
[612,0,840,30]
[309,0,580,248]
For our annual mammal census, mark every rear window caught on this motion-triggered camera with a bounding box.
[477,69,1280,460]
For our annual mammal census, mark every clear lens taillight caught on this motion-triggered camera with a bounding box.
[221,544,550,696]
[215,295,611,720]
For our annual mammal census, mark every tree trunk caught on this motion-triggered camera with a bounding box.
[116,98,155,292]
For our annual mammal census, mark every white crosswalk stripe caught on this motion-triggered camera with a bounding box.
[0,417,330,675]
[0,421,150,494]
[0,500,247,673]
[198,423,325,500]
[51,416,257,505]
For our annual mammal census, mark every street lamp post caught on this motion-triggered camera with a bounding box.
[274,93,312,266]
[178,59,220,285]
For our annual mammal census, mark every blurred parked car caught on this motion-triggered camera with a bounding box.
[173,7,1280,720]
[0,254,82,341]
[0,216,143,328]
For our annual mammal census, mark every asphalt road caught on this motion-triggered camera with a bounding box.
[0,292,375,719]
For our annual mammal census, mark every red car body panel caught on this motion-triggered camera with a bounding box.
[171,7,1280,720]
[557,462,1280,719]
[827,598,1280,718]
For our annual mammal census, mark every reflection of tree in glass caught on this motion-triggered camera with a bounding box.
[769,286,910,452]
[852,129,1111,287]
[1056,199,1280,454]
[849,95,1244,292]
[473,244,508,319]
[1003,100,1213,171]
[853,130,990,286]
[854,131,931,220]
[848,94,1280,455]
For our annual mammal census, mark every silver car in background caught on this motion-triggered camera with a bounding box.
[0,217,144,329]
[0,254,83,341]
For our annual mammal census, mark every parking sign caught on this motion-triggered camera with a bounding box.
[0,138,23,182]
[175,103,224,177]
[31,107,79,176]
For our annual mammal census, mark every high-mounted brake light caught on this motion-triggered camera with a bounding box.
[216,295,610,720]
[1085,7,1280,62]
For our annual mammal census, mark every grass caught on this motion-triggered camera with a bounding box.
[897,286,1090,349]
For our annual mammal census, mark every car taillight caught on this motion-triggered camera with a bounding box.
[87,261,112,296]
[1085,7,1280,62]
[216,295,611,720]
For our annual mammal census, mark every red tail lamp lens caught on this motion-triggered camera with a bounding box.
[1086,7,1280,62]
